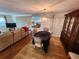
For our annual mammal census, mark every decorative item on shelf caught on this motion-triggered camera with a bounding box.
[32,22,41,28]
[36,22,41,28]
[32,21,36,28]
[22,26,29,32]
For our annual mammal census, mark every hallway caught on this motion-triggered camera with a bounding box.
[0,34,69,59]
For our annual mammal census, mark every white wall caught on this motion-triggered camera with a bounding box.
[41,13,54,32]
[41,13,65,37]
[52,13,65,37]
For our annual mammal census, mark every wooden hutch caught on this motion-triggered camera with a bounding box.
[60,9,79,54]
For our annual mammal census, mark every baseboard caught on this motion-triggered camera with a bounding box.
[52,34,60,37]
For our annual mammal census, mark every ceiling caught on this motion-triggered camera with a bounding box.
[0,0,79,15]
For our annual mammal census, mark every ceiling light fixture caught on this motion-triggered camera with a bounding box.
[43,8,46,11]
[42,8,47,15]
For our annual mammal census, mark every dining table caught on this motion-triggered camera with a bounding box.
[34,31,51,53]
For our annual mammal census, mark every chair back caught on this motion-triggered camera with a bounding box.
[34,37,42,47]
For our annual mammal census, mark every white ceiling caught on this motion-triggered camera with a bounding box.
[0,0,79,15]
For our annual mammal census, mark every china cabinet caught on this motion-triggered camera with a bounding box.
[60,9,79,54]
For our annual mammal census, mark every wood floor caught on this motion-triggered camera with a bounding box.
[0,34,69,59]
[0,34,31,59]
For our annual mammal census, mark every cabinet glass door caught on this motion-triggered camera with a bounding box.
[65,17,70,32]
[69,17,75,33]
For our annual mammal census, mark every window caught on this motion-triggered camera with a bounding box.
[32,16,41,23]
[0,17,6,32]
